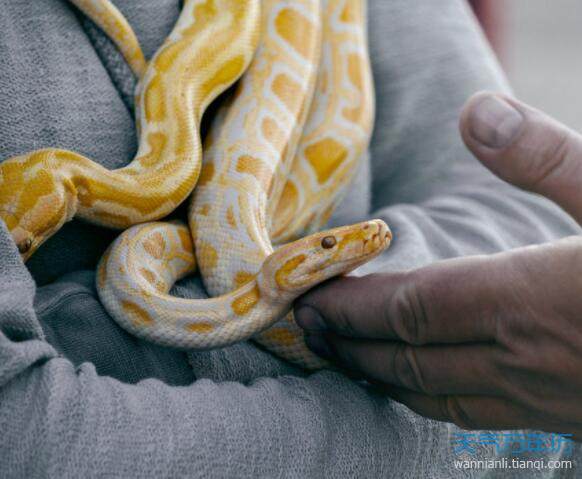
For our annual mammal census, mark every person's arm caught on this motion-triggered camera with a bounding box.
[295,93,582,439]
[0,221,403,478]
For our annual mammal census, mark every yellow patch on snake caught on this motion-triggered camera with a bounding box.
[52,149,83,164]
[340,2,358,23]
[139,268,157,287]
[260,327,296,346]
[74,176,167,214]
[185,322,214,334]
[275,254,307,288]
[275,8,315,59]
[342,54,366,123]
[231,284,261,316]
[0,162,25,206]
[271,181,299,237]
[236,155,271,191]
[17,170,54,215]
[153,39,186,73]
[35,148,59,165]
[122,300,154,326]
[304,138,348,184]
[138,133,168,167]
[261,117,286,150]
[347,53,364,90]
[144,74,166,122]
[186,0,219,36]
[197,241,218,269]
[139,268,160,289]
[234,271,255,287]
[177,227,192,251]
[198,163,215,187]
[272,74,303,113]
[202,55,247,98]
[197,204,211,216]
[173,96,195,159]
[338,228,369,252]
[143,232,166,259]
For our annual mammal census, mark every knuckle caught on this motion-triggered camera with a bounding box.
[548,127,573,167]
[392,344,431,394]
[332,306,360,337]
[389,271,431,345]
[559,236,582,272]
[530,126,574,189]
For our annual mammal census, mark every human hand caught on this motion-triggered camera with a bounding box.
[295,92,582,438]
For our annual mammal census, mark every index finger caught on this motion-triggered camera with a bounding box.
[294,254,504,344]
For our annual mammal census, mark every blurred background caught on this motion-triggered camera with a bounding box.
[470,0,582,132]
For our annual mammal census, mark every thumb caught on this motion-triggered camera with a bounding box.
[460,91,582,224]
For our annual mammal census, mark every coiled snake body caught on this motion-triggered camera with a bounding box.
[97,0,389,369]
[1,0,391,369]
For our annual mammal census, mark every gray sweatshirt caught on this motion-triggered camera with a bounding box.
[0,0,580,477]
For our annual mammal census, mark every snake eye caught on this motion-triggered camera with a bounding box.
[321,236,337,249]
[17,237,33,255]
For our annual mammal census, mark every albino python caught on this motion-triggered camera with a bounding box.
[0,0,260,260]
[96,0,389,369]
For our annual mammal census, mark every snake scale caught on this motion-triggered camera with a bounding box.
[0,0,391,369]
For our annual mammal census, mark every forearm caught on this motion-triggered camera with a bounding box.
[2,355,410,477]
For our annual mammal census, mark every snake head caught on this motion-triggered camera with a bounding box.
[3,203,69,261]
[7,224,46,261]
[0,152,77,261]
[4,191,76,261]
[263,219,392,300]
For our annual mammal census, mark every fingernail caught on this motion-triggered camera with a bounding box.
[295,305,327,332]
[469,95,523,148]
[305,334,333,359]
